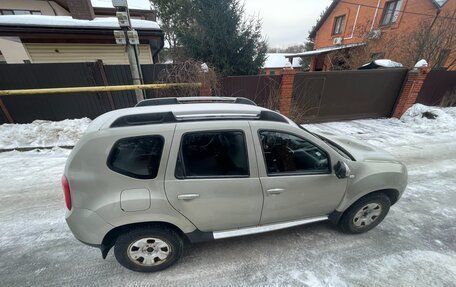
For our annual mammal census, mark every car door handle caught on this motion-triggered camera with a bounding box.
[177,194,200,200]
[267,188,285,195]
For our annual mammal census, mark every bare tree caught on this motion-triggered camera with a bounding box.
[328,21,407,70]
[155,60,219,98]
[323,10,456,70]
[401,10,456,69]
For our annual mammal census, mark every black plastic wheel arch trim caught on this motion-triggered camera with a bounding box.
[185,229,214,243]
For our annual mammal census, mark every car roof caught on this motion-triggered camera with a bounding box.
[86,101,292,132]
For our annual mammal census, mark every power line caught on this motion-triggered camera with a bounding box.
[338,1,456,21]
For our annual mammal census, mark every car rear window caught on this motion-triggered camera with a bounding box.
[108,136,164,179]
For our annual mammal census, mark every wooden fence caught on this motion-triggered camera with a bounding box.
[220,75,282,108]
[0,62,172,124]
[1,62,452,125]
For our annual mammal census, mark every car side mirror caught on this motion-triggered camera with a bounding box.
[334,161,350,179]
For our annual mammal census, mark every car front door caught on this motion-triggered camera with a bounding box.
[249,121,347,225]
[164,121,263,232]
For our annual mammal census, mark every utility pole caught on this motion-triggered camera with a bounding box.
[112,0,144,103]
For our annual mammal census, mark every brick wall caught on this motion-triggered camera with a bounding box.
[312,0,456,71]
[314,0,438,50]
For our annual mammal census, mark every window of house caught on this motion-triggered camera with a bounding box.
[435,49,450,69]
[259,131,330,175]
[176,131,249,178]
[381,0,403,26]
[108,136,164,179]
[333,15,346,35]
[0,9,42,15]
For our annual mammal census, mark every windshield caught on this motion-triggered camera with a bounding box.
[321,139,353,160]
[295,122,354,161]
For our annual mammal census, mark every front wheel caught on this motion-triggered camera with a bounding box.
[339,193,391,234]
[114,226,184,272]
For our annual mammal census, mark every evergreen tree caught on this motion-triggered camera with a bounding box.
[154,0,267,76]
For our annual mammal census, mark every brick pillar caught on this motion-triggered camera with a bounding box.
[68,0,95,20]
[278,68,297,116]
[392,67,430,118]
[199,81,212,96]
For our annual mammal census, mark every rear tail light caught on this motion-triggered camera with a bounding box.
[61,175,72,210]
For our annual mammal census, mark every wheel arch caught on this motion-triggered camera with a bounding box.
[100,221,186,259]
[329,188,400,224]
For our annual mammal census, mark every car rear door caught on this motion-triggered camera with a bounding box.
[164,121,263,232]
[249,121,347,225]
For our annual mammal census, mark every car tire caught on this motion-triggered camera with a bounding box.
[114,225,184,272]
[339,193,391,234]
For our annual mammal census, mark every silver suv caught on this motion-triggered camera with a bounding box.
[63,97,407,272]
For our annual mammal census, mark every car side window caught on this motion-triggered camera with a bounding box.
[176,131,249,178]
[259,130,330,175]
[108,136,164,179]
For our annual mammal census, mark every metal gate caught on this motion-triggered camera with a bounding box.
[291,69,408,123]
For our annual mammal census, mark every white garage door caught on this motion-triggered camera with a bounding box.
[25,43,153,64]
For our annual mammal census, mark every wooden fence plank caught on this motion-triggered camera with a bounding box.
[0,98,14,123]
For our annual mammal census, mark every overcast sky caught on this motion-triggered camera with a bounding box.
[243,0,333,49]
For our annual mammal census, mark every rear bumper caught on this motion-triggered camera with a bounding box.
[65,207,113,246]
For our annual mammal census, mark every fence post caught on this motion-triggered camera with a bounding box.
[0,98,14,123]
[278,68,297,116]
[95,60,116,110]
[392,67,430,118]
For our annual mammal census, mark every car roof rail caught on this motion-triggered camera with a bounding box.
[135,97,257,107]
[110,110,288,128]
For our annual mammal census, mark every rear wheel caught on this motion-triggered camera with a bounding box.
[114,226,183,272]
[339,193,391,234]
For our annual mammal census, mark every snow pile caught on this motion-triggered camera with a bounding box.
[374,59,403,68]
[0,118,91,150]
[400,104,456,132]
[305,104,456,149]
[1,104,454,150]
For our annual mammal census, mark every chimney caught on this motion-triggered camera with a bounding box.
[67,0,95,20]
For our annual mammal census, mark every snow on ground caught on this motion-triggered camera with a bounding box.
[306,104,456,150]
[0,118,91,150]
[0,104,455,286]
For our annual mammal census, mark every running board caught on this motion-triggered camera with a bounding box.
[212,216,328,240]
